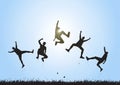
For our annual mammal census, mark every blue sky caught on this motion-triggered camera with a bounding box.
[0,0,120,81]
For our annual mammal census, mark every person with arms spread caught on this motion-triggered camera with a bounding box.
[8,41,34,68]
[66,31,91,59]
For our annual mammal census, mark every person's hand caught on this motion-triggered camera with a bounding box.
[40,38,43,40]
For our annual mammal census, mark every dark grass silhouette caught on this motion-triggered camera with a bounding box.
[0,80,120,85]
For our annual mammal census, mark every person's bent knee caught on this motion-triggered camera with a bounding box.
[60,40,64,43]
[72,43,76,46]
[46,55,48,58]
[82,49,84,51]
[81,48,84,51]
[44,55,48,58]
[97,63,99,66]
[61,31,64,33]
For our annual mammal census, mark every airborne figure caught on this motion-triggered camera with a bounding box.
[86,47,108,72]
[8,41,34,68]
[66,31,91,59]
[53,20,70,45]
[36,38,48,62]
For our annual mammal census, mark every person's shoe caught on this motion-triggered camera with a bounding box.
[55,42,57,46]
[100,68,103,72]
[86,56,89,60]
[42,58,44,62]
[32,49,34,53]
[80,56,84,59]
[65,49,69,52]
[22,64,25,68]
[68,32,70,37]
[36,57,39,59]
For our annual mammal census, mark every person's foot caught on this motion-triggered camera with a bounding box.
[36,57,39,59]
[67,32,70,37]
[80,56,84,59]
[55,42,57,46]
[86,56,89,60]
[32,49,34,53]
[57,72,59,74]
[65,49,69,52]
[100,68,103,72]
[22,64,25,68]
[42,58,44,62]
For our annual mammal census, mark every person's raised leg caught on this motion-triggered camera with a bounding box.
[41,53,48,62]
[61,31,70,37]
[66,43,76,52]
[67,32,70,37]
[22,49,34,54]
[86,56,100,61]
[80,47,84,59]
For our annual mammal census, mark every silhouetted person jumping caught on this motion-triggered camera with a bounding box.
[36,38,48,62]
[8,41,34,68]
[53,20,70,45]
[66,31,91,59]
[86,47,108,72]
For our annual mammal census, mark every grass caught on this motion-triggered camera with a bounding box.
[0,80,120,85]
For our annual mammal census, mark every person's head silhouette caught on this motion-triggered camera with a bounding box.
[43,42,46,45]
[106,51,108,54]
[82,36,85,40]
[12,47,15,50]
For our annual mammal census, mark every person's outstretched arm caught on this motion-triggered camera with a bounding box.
[84,37,91,42]
[8,51,14,53]
[15,41,18,49]
[79,31,82,40]
[104,47,106,53]
[56,20,59,28]
[38,38,43,45]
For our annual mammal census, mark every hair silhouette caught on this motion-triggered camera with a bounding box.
[8,41,34,68]
[66,31,91,59]
[86,47,108,72]
[36,38,48,62]
[53,20,70,45]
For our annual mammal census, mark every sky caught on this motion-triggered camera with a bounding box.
[0,0,120,81]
